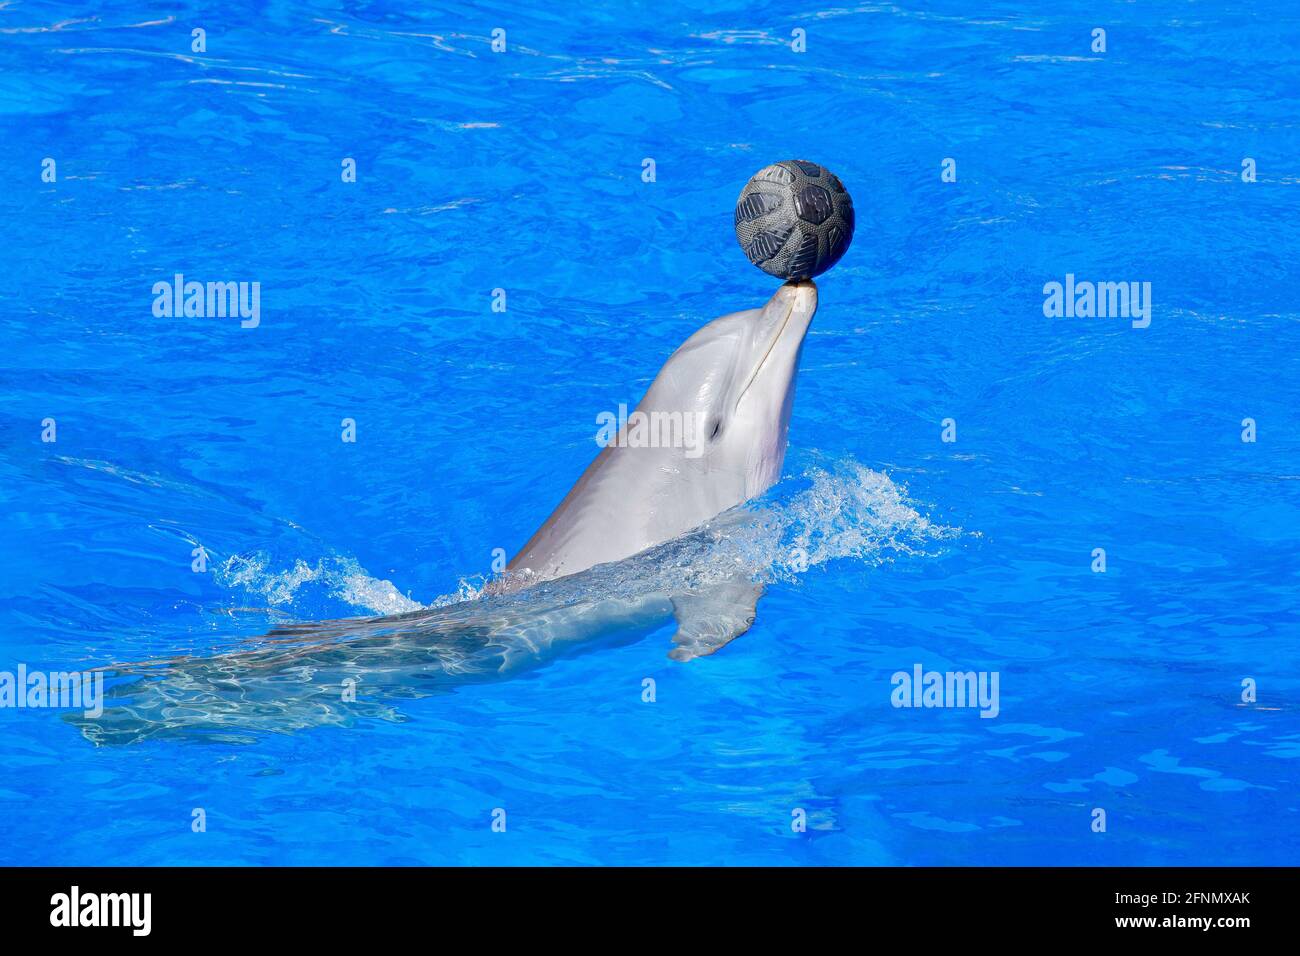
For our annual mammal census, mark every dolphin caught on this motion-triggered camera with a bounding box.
[68,280,819,744]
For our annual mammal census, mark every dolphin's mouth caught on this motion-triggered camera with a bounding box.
[735,299,792,406]
[735,292,799,407]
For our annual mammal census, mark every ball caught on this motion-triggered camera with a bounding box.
[734,160,854,280]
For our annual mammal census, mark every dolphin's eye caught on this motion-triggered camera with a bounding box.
[709,419,722,440]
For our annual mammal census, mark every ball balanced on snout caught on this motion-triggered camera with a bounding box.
[734,160,854,281]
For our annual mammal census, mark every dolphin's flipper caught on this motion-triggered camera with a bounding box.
[667,579,764,661]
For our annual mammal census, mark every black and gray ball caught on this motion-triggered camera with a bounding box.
[734,160,854,280]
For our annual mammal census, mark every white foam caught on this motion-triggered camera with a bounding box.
[436,454,959,605]
[211,456,957,619]
[214,553,424,616]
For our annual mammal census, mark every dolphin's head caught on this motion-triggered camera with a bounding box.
[643,279,818,502]
[504,280,818,585]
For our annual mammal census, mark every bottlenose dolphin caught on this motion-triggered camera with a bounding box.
[70,280,819,743]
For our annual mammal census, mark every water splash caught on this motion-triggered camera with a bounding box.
[208,456,954,618]
[214,553,424,616]
[483,455,957,600]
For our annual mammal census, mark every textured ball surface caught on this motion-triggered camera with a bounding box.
[734,160,854,280]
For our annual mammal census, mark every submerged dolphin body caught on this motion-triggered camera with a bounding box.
[70,282,819,744]
[71,515,765,744]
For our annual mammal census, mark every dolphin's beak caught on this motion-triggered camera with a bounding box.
[736,280,818,404]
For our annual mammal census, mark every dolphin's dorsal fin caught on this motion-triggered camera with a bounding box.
[667,579,764,661]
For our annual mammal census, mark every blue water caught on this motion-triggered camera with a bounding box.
[2,0,1298,865]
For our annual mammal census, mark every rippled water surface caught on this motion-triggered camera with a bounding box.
[1,1,1298,865]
